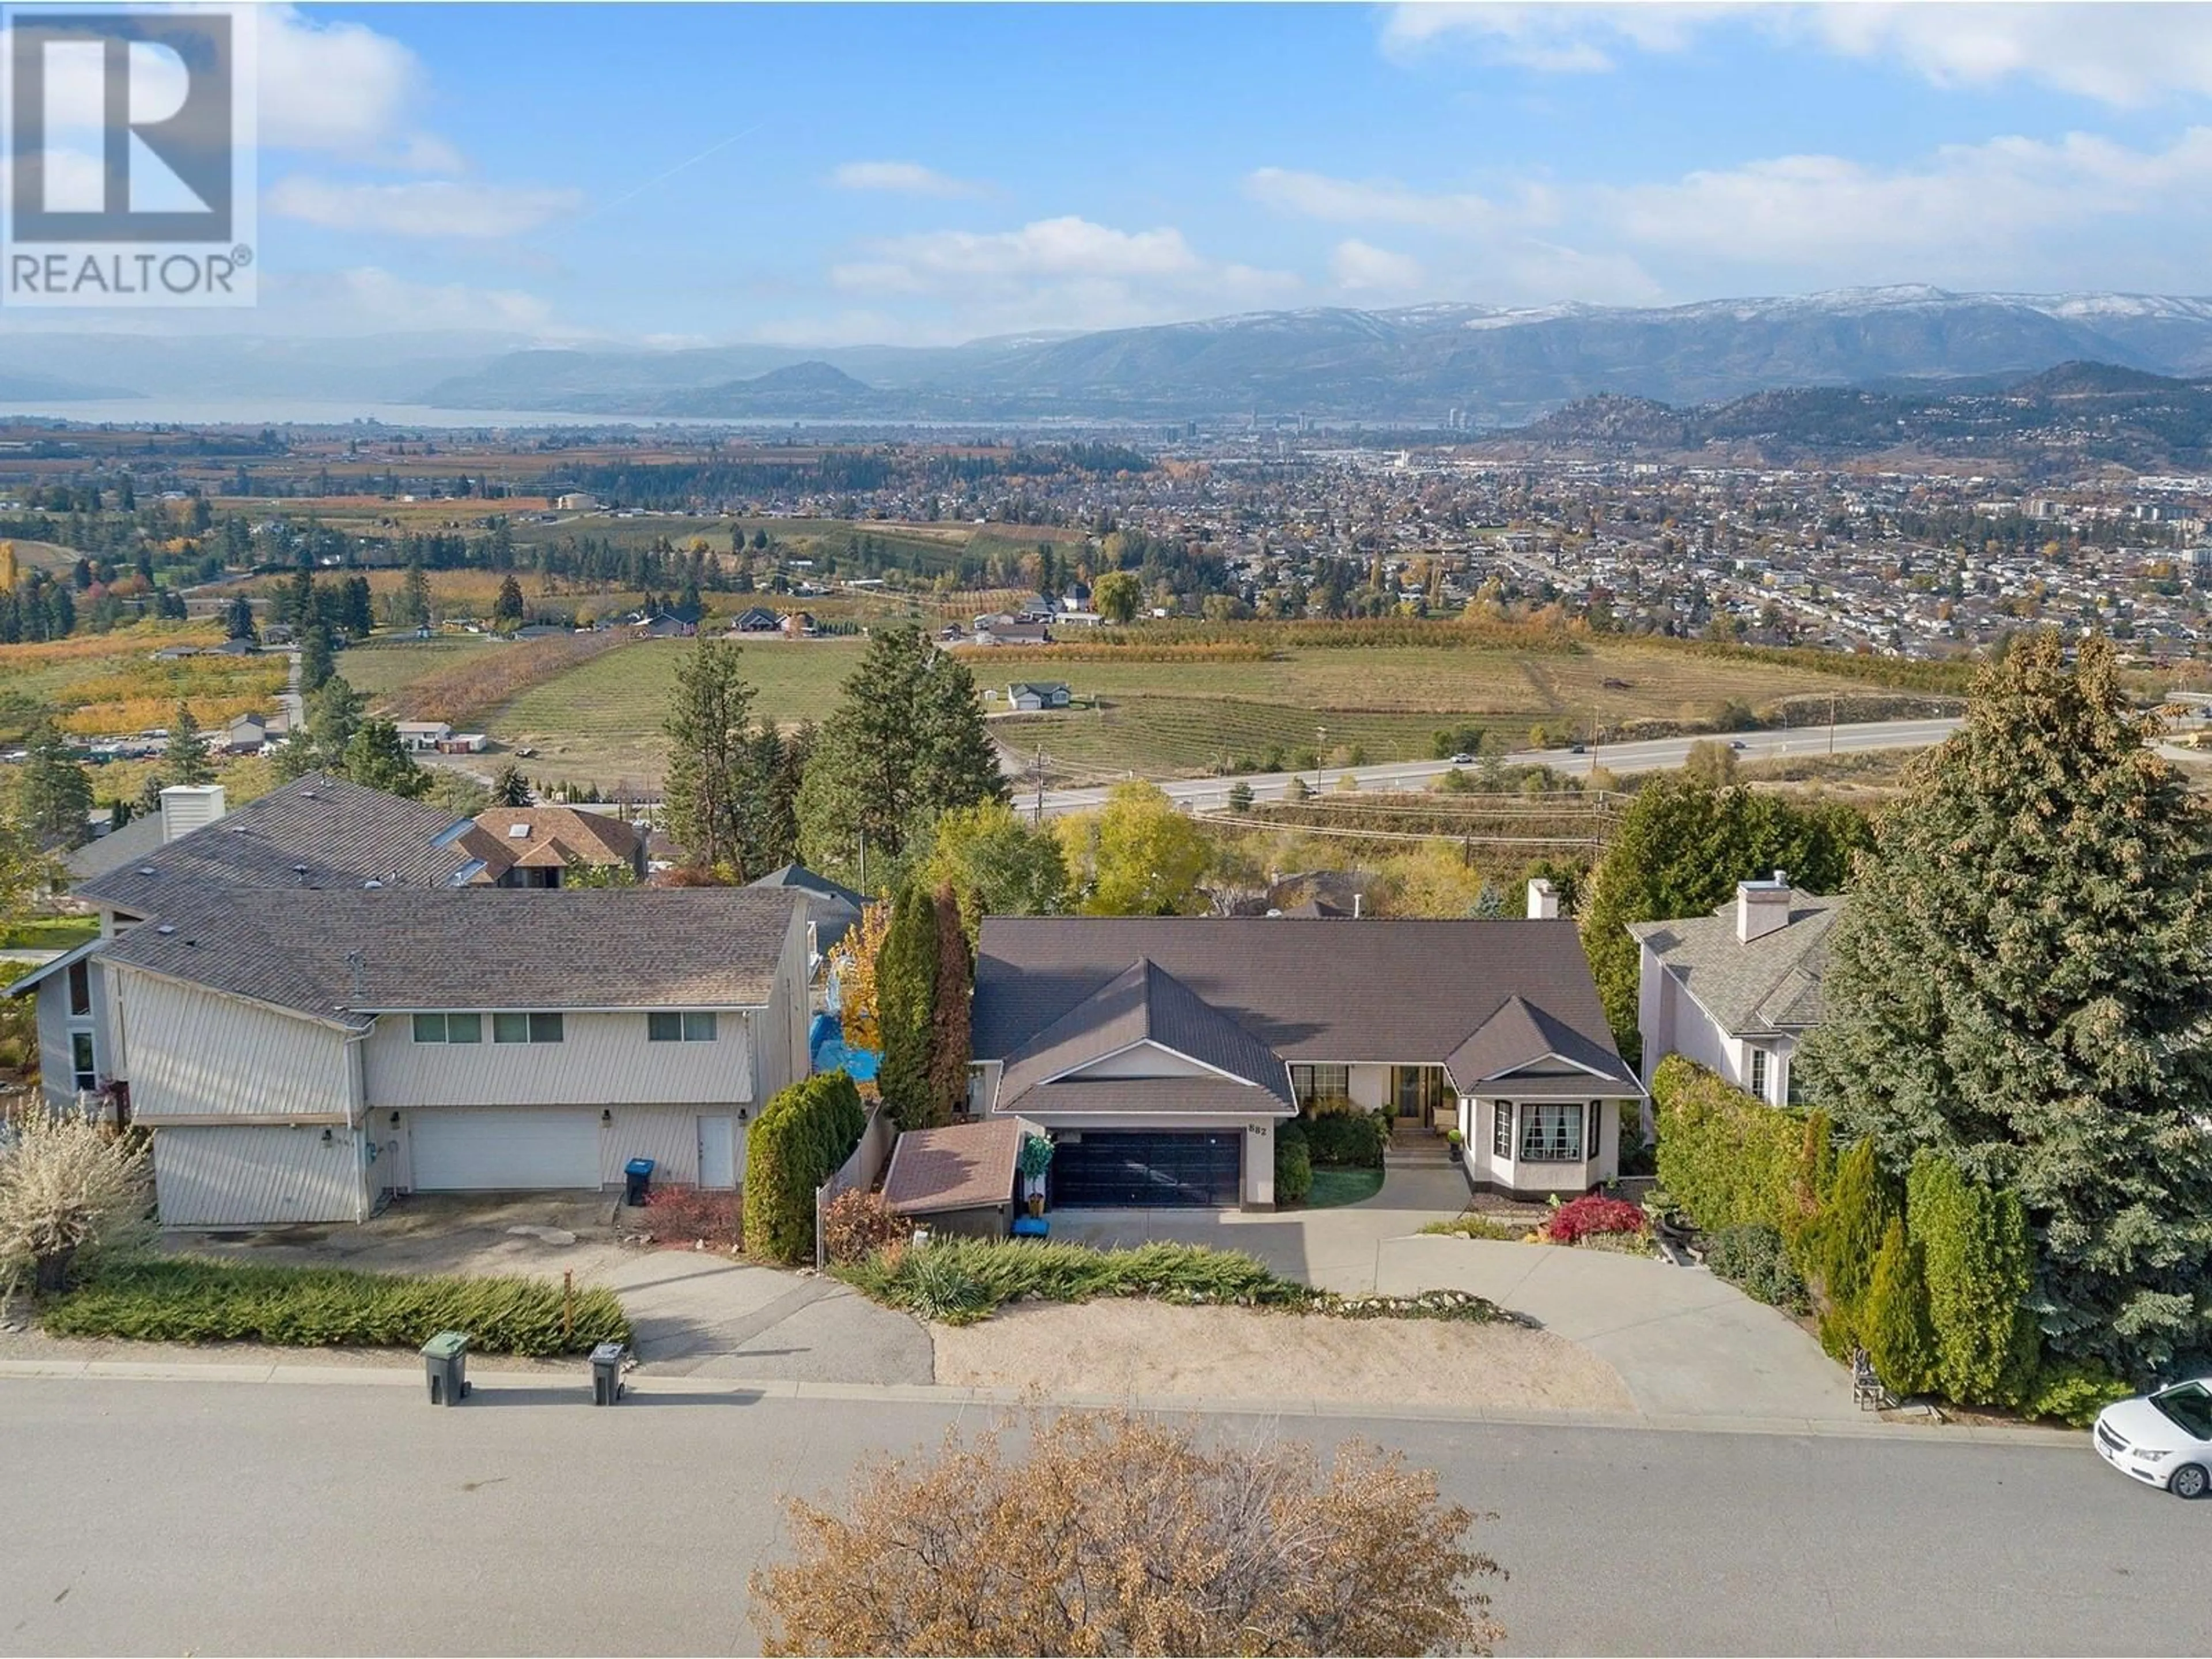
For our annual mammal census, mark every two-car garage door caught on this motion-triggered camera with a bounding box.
[1048,1130,1242,1208]
[410,1109,599,1192]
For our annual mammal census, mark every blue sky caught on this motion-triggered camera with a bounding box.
[123,3,2212,341]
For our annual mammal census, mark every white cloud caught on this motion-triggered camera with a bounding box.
[830,160,987,198]
[1602,128,2212,267]
[1381,2,2212,107]
[821,215,1299,338]
[1330,239,1427,294]
[255,5,431,157]
[275,267,560,333]
[267,176,584,238]
[1247,166,1537,233]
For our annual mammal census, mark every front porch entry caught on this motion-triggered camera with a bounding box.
[1390,1065,1450,1130]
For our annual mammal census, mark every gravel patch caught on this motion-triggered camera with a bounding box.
[931,1300,1634,1411]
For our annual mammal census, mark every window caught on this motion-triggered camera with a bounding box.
[1491,1100,1514,1160]
[70,1031,96,1093]
[1519,1103,1585,1162]
[2152,1381,2212,1441]
[67,960,91,1018]
[1290,1063,1351,1106]
[493,1012,563,1044]
[411,1013,482,1044]
[1748,1047,1770,1101]
[647,1012,717,1043]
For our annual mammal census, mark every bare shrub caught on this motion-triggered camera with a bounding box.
[636,1183,742,1251]
[820,1189,911,1265]
[749,1407,1505,1656]
[0,1112,151,1294]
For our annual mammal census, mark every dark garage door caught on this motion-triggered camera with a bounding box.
[1050,1131,1243,1208]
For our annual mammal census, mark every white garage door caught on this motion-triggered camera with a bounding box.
[409,1110,600,1191]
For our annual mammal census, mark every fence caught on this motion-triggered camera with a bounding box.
[813,1102,897,1268]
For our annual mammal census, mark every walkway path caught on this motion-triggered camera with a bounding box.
[602,1253,933,1384]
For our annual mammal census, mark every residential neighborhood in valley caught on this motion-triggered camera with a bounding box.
[6,5,2212,1657]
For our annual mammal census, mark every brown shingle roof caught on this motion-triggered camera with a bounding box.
[472,806,641,879]
[881,1119,1022,1215]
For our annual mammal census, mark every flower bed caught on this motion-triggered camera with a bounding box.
[1540,1194,1649,1245]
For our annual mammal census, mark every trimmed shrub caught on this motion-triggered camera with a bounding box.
[2022,1358,2134,1427]
[1419,1213,1527,1242]
[744,1073,868,1265]
[1810,1139,1895,1351]
[43,1257,629,1355]
[1862,1217,1936,1396]
[1541,1194,1647,1245]
[1906,1153,2039,1407]
[1301,1112,1386,1168]
[1704,1223,1810,1315]
[1652,1056,1822,1237]
[874,884,938,1130]
[1274,1121,1313,1206]
[821,1190,912,1266]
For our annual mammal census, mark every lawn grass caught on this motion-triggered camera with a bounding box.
[42,1256,631,1356]
[0,915,100,950]
[1302,1167,1387,1209]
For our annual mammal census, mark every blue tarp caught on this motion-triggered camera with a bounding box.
[807,1013,880,1080]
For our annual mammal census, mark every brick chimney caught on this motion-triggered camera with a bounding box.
[1736,870,1791,943]
[1526,877,1559,920]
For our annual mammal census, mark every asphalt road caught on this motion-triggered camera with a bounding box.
[1030,716,1964,817]
[3,1376,2205,1657]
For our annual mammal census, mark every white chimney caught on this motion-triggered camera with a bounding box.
[1527,877,1559,920]
[1736,869,1791,944]
[158,784,226,843]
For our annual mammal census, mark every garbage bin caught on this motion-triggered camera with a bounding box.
[422,1330,470,1406]
[623,1157,656,1207]
[590,1340,626,1406]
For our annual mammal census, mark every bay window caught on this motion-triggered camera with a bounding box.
[1518,1102,1585,1162]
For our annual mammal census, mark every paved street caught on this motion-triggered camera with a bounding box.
[2,1374,2204,1657]
[1031,716,1964,816]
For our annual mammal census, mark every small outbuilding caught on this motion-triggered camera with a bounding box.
[880,1117,1032,1239]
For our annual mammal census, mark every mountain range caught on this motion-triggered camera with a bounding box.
[16,287,2212,426]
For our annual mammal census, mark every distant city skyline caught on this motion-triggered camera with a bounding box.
[9,3,2212,346]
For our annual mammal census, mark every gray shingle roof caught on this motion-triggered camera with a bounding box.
[997,958,1294,1110]
[75,774,484,915]
[974,917,1631,1092]
[882,1118,1024,1215]
[1627,891,1843,1035]
[1446,995,1638,1091]
[1001,1077,1290,1119]
[98,887,803,1027]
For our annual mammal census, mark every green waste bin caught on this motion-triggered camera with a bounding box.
[422,1330,471,1406]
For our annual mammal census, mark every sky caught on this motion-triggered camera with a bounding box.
[28,2,2212,346]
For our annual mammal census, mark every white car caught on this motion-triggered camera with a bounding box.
[2094,1378,2212,1498]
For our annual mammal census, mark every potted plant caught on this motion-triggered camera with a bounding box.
[1445,1127,1464,1153]
[1017,1133,1054,1218]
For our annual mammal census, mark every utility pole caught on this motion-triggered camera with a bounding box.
[1316,725,1327,791]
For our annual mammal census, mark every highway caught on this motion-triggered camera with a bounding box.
[1025,715,1965,817]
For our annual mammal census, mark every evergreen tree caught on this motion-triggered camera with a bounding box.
[341,718,428,798]
[1862,1218,1937,1397]
[661,635,759,875]
[167,701,214,786]
[1581,773,1871,1056]
[874,883,940,1130]
[401,556,433,629]
[925,883,973,1125]
[298,623,335,696]
[494,573,525,627]
[1907,1153,2040,1407]
[278,675,363,780]
[135,772,169,816]
[225,594,257,641]
[17,724,93,850]
[490,763,532,807]
[1801,634,2212,1381]
[795,627,1009,887]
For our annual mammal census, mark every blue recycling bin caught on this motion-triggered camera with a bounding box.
[623,1157,655,1207]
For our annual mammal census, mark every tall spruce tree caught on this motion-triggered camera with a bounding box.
[794,627,1009,888]
[874,883,940,1130]
[17,724,93,850]
[1800,633,2212,1381]
[925,883,974,1126]
[661,635,759,876]
[168,701,214,785]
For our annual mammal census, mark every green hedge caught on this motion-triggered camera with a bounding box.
[1274,1122,1313,1206]
[1301,1112,1387,1168]
[42,1258,630,1356]
[1703,1224,1810,1315]
[1907,1154,2039,1407]
[743,1071,868,1264]
[1652,1056,1825,1236]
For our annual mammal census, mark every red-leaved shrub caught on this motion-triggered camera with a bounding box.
[639,1184,743,1249]
[1542,1194,1647,1245]
[823,1190,913,1265]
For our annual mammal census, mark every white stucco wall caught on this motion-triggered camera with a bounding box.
[1458,1096,1623,1195]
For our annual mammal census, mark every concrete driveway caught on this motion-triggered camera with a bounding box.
[1053,1168,1858,1424]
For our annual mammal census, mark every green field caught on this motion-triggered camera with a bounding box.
[479,631,1919,789]
[337,638,502,699]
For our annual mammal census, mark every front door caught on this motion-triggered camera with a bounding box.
[1393,1066,1442,1128]
[697,1115,737,1190]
